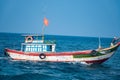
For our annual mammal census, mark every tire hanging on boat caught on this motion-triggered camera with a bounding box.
[39,53,46,59]
[90,50,97,56]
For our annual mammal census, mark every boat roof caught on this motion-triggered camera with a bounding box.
[22,35,43,37]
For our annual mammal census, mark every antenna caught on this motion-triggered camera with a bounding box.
[98,37,102,49]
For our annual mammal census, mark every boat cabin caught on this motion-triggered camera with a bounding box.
[21,35,56,53]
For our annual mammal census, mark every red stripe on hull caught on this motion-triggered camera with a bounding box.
[5,48,92,56]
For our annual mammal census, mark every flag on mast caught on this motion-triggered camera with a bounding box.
[44,17,49,26]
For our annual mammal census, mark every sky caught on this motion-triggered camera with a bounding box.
[0,0,120,37]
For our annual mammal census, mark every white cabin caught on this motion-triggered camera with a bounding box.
[21,35,56,52]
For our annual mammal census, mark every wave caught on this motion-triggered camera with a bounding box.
[0,73,59,80]
[0,56,9,61]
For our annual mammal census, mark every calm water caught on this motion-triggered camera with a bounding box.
[0,33,120,80]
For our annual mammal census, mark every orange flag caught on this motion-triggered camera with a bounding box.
[44,17,49,26]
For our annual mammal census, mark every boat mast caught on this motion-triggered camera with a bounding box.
[41,24,45,41]
[41,2,48,42]
[98,37,102,49]
[41,17,49,42]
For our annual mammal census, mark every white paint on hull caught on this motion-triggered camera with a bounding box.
[7,51,114,62]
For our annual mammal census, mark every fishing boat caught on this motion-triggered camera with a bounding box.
[4,18,120,64]
[4,34,120,64]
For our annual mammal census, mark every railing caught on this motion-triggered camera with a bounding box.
[44,40,56,44]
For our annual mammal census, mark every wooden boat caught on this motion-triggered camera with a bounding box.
[4,35,120,64]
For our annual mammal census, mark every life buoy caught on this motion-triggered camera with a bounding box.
[39,53,46,59]
[25,36,33,43]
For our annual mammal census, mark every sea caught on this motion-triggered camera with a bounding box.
[0,32,120,80]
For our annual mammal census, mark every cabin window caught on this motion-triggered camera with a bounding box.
[38,45,42,52]
[43,45,47,52]
[45,45,52,52]
[26,45,30,52]
[24,44,47,52]
[50,45,52,50]
[23,44,55,52]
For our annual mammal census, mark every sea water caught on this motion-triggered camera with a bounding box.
[0,33,120,80]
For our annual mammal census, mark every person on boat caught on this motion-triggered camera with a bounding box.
[111,37,120,46]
